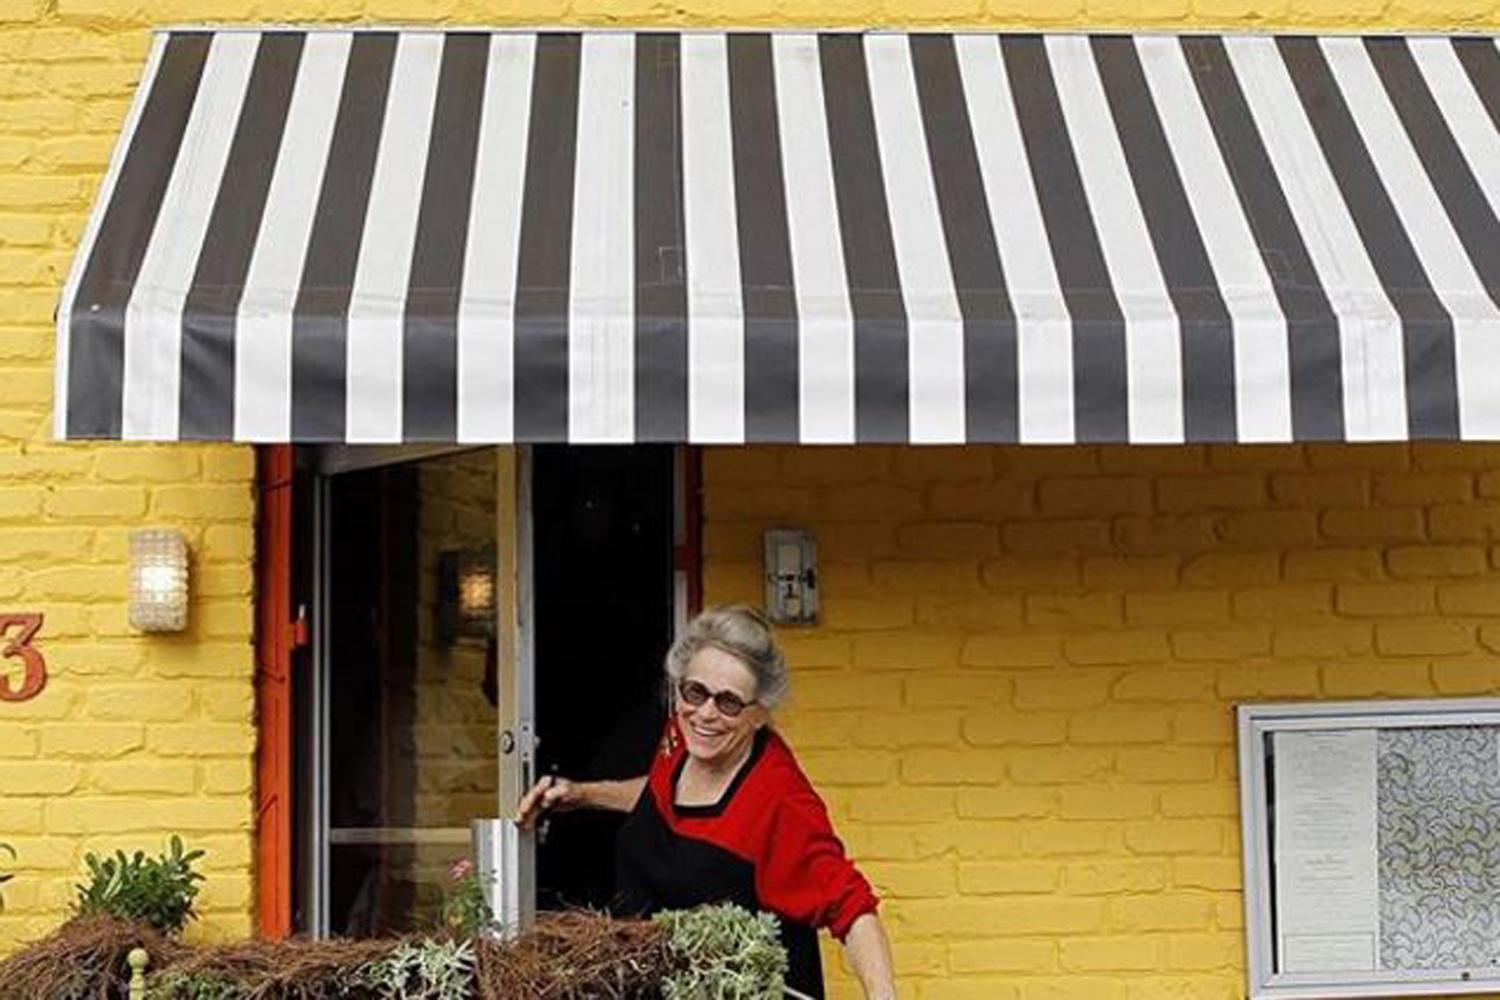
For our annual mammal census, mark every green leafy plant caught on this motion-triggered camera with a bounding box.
[359,938,475,1000]
[440,859,493,939]
[150,970,247,1000]
[655,903,790,1000]
[73,835,206,935]
[0,841,14,912]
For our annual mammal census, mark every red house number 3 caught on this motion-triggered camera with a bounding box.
[0,613,45,702]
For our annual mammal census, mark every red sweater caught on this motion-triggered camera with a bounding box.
[614,720,879,997]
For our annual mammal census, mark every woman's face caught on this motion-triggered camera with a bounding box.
[676,646,766,767]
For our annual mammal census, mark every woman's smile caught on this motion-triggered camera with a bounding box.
[681,704,740,758]
[688,720,726,740]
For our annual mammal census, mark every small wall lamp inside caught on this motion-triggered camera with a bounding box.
[439,544,497,644]
[129,528,189,633]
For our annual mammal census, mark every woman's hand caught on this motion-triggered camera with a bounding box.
[513,775,648,828]
[513,775,582,829]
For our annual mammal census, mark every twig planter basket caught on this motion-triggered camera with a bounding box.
[0,904,799,999]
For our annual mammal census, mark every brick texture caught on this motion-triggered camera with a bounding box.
[702,444,1500,998]
[0,436,255,949]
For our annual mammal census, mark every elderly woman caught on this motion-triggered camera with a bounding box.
[515,604,897,999]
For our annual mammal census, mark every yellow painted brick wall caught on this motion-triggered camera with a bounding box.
[700,443,1500,999]
[0,439,257,950]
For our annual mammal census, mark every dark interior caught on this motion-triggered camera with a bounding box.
[324,464,422,935]
[532,445,675,912]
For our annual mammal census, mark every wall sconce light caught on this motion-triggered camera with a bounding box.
[764,529,819,625]
[129,529,189,633]
[440,544,497,644]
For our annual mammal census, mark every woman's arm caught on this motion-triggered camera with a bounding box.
[578,776,647,812]
[513,775,646,828]
[841,912,897,1000]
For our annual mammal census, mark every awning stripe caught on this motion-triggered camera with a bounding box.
[1407,39,1500,437]
[955,35,1073,444]
[66,33,210,439]
[347,34,442,444]
[1454,39,1500,142]
[236,33,349,442]
[404,33,489,443]
[1377,39,1500,300]
[1006,35,1131,444]
[456,33,533,444]
[1057,34,1185,445]
[1182,36,1343,442]
[1286,37,1460,440]
[58,29,1500,444]
[684,33,746,444]
[1097,36,1237,443]
[181,32,304,441]
[124,34,258,442]
[1350,38,1500,442]
[1231,37,1394,439]
[54,35,163,441]
[729,34,798,444]
[821,35,910,444]
[291,33,395,441]
[774,34,854,444]
[910,34,1019,444]
[868,34,965,445]
[640,35,690,442]
[571,34,636,443]
[636,33,690,443]
[514,33,579,443]
[1142,37,1289,444]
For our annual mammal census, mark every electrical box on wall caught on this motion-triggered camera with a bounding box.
[764,529,818,625]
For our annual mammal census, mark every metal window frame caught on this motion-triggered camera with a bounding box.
[308,443,484,476]
[309,471,330,936]
[1238,697,1500,999]
[505,444,537,931]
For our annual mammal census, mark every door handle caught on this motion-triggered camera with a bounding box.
[518,724,538,795]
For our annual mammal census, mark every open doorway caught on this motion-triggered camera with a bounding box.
[277,444,686,936]
[531,445,677,912]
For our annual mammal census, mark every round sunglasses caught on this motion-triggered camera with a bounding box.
[676,678,757,718]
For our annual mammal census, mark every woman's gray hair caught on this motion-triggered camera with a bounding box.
[664,604,789,709]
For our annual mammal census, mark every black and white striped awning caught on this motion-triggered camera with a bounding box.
[57,30,1500,444]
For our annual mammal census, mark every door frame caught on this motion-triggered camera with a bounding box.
[254,445,296,939]
[503,444,536,932]
[254,444,702,937]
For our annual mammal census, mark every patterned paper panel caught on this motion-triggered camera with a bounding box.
[1377,726,1500,971]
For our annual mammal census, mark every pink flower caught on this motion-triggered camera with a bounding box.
[449,859,474,881]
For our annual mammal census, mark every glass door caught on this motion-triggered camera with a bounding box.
[313,448,502,936]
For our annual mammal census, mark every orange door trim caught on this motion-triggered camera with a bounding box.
[255,445,296,939]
